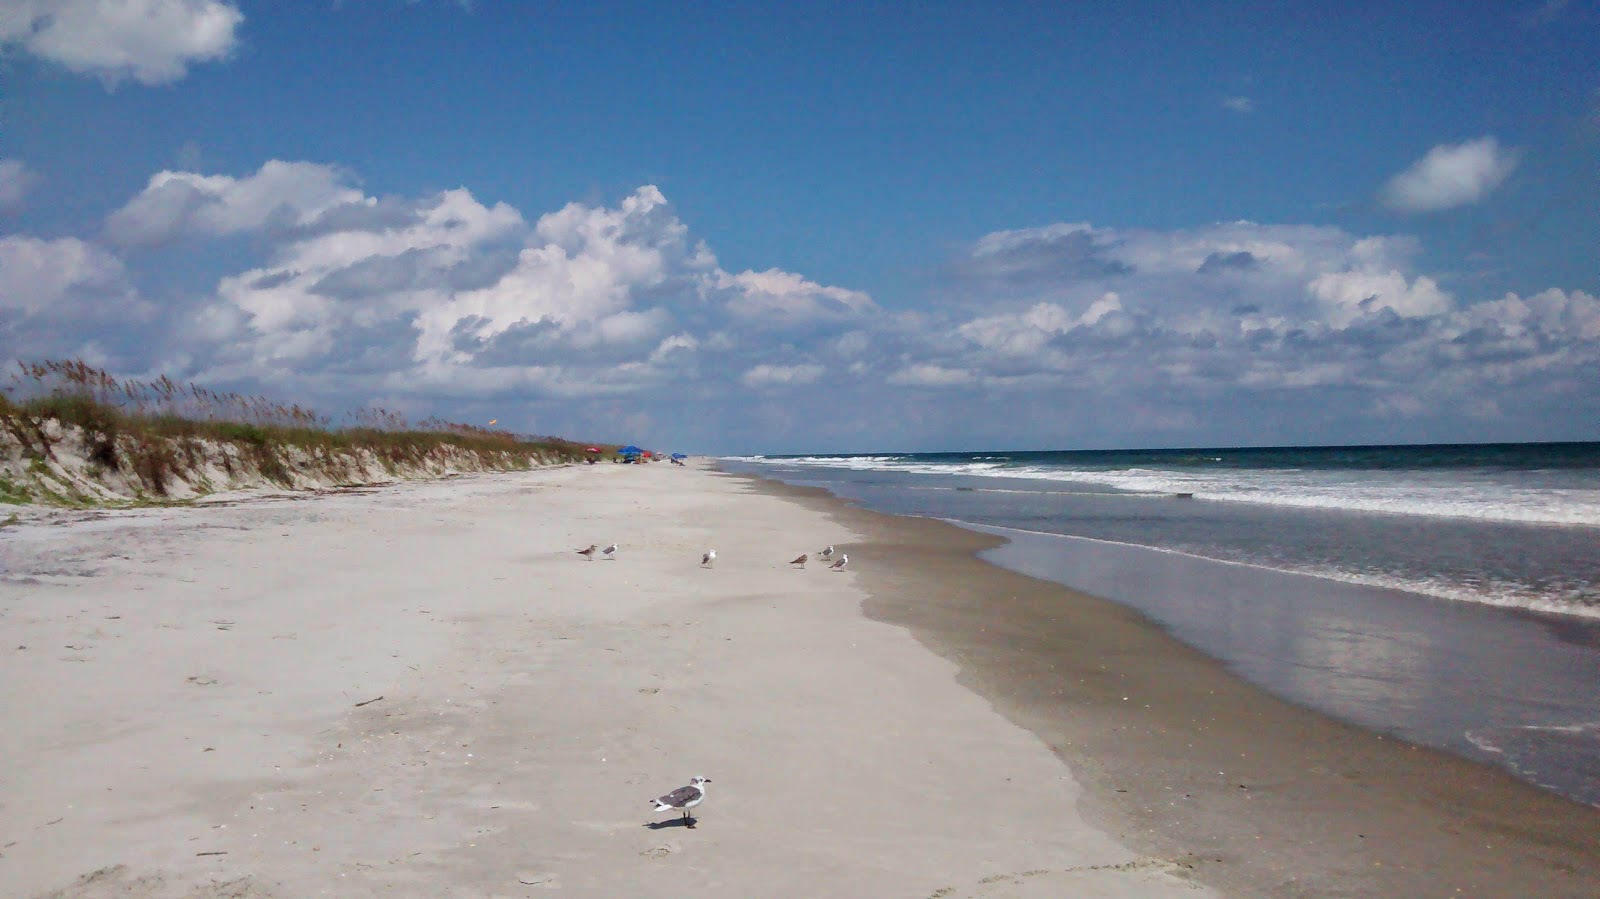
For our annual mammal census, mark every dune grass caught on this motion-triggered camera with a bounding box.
[0,359,607,504]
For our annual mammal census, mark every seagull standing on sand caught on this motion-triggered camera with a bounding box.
[602,543,619,559]
[790,553,808,568]
[819,545,834,559]
[701,549,716,569]
[829,553,849,571]
[576,544,598,561]
[650,776,711,827]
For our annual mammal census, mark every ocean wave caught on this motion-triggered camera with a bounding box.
[965,522,1600,620]
[730,455,1600,527]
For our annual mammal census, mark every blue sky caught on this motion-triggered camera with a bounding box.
[2,1,1597,453]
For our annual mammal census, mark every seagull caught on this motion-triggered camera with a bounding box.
[602,543,619,559]
[576,544,598,560]
[829,553,849,571]
[701,549,716,569]
[650,776,711,827]
[790,553,808,568]
[818,545,835,559]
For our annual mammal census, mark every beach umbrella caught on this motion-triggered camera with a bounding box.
[671,453,686,459]
[619,445,642,455]
[586,446,601,452]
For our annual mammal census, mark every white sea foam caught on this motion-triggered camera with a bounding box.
[728,454,1600,527]
[957,521,1600,620]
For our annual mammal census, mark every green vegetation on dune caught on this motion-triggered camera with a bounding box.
[0,359,606,506]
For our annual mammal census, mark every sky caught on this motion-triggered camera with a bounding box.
[1,1,1597,454]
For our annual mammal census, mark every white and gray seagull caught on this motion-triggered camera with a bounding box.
[650,776,711,828]
[602,543,619,559]
[828,553,849,571]
[818,545,835,559]
[701,549,716,569]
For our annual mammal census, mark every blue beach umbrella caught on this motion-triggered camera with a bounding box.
[671,453,686,459]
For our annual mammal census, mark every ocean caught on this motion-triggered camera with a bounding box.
[718,443,1600,808]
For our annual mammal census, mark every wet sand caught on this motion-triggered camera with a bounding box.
[738,472,1600,897]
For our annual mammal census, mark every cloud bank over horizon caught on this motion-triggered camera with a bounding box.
[2,157,1596,452]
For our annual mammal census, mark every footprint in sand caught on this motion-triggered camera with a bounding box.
[640,841,681,859]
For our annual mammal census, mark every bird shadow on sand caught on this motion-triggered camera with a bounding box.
[643,817,699,830]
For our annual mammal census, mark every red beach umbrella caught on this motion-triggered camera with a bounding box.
[586,446,601,452]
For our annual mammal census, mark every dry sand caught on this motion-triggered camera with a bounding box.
[1,463,1215,898]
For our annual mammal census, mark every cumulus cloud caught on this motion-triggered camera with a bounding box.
[10,156,1598,451]
[81,162,876,411]
[0,235,151,359]
[0,159,36,211]
[105,161,367,245]
[904,218,1600,419]
[0,235,129,314]
[717,269,876,323]
[1380,137,1521,213]
[1221,96,1255,113]
[0,0,243,85]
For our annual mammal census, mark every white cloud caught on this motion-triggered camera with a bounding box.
[0,159,36,211]
[832,330,869,357]
[887,364,973,387]
[105,160,367,245]
[11,157,1598,451]
[1306,270,1450,327]
[1221,96,1255,113]
[742,363,825,387]
[1379,137,1520,213]
[957,294,1125,357]
[88,165,873,406]
[0,234,131,316]
[910,217,1600,429]
[717,268,876,321]
[0,235,153,362]
[0,0,243,85]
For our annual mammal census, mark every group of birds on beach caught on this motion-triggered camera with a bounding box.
[789,544,849,571]
[573,542,848,571]
[575,542,849,828]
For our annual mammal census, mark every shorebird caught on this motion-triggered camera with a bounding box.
[576,544,598,561]
[602,543,619,559]
[650,776,711,827]
[701,549,716,569]
[829,553,849,571]
[818,545,835,559]
[790,553,808,568]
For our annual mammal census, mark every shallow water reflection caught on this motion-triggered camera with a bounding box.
[975,525,1600,807]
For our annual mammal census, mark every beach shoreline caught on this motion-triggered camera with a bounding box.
[2,462,1215,898]
[725,467,1600,897]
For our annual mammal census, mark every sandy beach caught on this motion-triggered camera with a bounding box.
[2,462,1215,898]
[753,476,1600,898]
